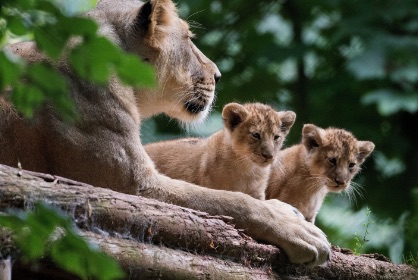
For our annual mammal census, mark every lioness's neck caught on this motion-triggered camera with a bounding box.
[134,88,164,119]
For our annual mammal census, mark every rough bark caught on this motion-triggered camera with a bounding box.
[10,231,279,280]
[0,164,283,266]
[0,164,417,279]
[84,231,280,279]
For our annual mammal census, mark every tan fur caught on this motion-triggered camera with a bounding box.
[266,124,375,223]
[146,103,296,200]
[0,0,330,265]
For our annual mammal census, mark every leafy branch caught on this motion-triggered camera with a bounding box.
[0,0,155,121]
[0,202,124,280]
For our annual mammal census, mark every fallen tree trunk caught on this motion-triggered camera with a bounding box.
[84,231,280,279]
[0,164,283,266]
[10,231,279,280]
[0,164,417,279]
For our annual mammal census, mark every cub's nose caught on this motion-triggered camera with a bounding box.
[214,70,221,84]
[262,151,273,160]
[334,178,345,186]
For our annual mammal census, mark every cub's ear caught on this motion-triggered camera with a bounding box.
[222,103,248,132]
[278,111,296,135]
[302,124,327,150]
[136,0,177,40]
[357,141,375,163]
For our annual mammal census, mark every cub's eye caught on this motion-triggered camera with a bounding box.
[328,157,337,165]
[274,135,280,141]
[251,132,261,139]
[348,162,356,169]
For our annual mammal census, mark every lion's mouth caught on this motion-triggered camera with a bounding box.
[184,85,215,114]
[327,183,347,193]
[184,100,207,114]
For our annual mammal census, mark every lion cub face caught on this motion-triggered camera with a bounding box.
[222,103,296,166]
[302,124,375,193]
[93,0,221,121]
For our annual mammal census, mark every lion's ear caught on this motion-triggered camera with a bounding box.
[357,141,375,163]
[137,0,177,39]
[278,111,296,135]
[302,124,327,151]
[222,103,248,132]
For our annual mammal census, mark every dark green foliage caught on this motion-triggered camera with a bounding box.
[0,203,124,280]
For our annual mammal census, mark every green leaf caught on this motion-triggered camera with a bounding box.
[26,63,77,121]
[50,230,125,280]
[35,1,62,16]
[0,203,124,280]
[0,51,23,90]
[34,26,67,59]
[7,16,28,35]
[69,37,119,84]
[59,16,98,37]
[116,54,156,88]
[11,84,45,117]
[87,250,125,280]
[51,232,124,280]
[27,63,66,91]
[7,0,35,10]
[0,215,26,231]
[51,237,90,277]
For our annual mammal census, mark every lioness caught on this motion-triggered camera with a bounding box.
[0,0,330,265]
[146,102,296,200]
[266,124,375,223]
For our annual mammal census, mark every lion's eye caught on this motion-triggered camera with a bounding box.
[274,135,280,141]
[348,162,356,169]
[251,132,261,139]
[328,157,337,165]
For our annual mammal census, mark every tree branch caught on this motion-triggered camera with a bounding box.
[0,164,417,279]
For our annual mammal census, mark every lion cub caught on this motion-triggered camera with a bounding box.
[145,103,296,200]
[266,124,375,223]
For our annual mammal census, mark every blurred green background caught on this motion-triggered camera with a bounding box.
[141,0,418,263]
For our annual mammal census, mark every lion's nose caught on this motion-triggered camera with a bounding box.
[214,70,221,84]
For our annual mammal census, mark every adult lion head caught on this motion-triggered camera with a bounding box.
[90,0,221,122]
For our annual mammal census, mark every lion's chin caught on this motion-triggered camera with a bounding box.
[326,184,347,193]
[165,103,211,124]
[163,90,215,124]
[182,96,215,123]
[184,101,207,114]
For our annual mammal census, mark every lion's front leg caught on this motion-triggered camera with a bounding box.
[139,172,331,266]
